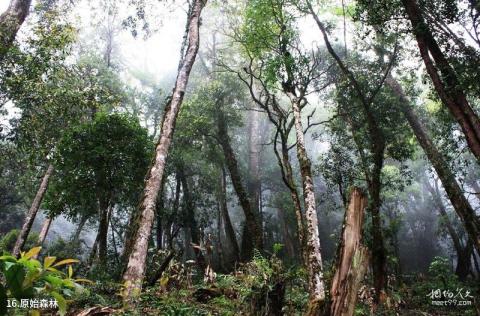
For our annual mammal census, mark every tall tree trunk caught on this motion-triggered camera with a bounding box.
[216,200,225,272]
[290,98,326,315]
[178,166,206,270]
[37,216,52,246]
[218,166,240,264]
[386,76,480,254]
[121,0,206,303]
[32,216,53,259]
[96,203,112,265]
[72,215,88,243]
[247,109,262,234]
[273,128,306,264]
[427,179,472,281]
[0,0,32,61]
[13,164,53,257]
[401,0,480,161]
[278,206,295,260]
[308,9,388,300]
[368,148,386,302]
[217,109,263,261]
[156,177,166,250]
[330,188,370,316]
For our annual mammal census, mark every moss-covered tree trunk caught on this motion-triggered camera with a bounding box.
[218,166,240,264]
[427,179,473,280]
[275,129,306,264]
[401,0,480,162]
[217,109,263,261]
[121,0,206,304]
[13,164,54,257]
[178,166,206,270]
[386,76,480,255]
[97,203,112,265]
[290,98,326,315]
[0,0,32,60]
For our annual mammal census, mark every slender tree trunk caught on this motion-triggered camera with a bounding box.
[178,166,206,270]
[247,108,262,233]
[218,166,240,263]
[156,177,166,250]
[147,250,175,286]
[72,215,88,242]
[274,128,306,264]
[278,206,295,260]
[217,109,262,261]
[216,200,225,271]
[290,98,326,315]
[97,203,112,264]
[37,216,52,246]
[13,164,53,257]
[0,0,32,60]
[110,213,120,264]
[330,188,370,316]
[368,150,386,302]
[32,216,53,259]
[308,10,388,300]
[401,0,480,161]
[386,76,480,254]
[457,240,473,280]
[121,0,206,303]
[427,180,472,280]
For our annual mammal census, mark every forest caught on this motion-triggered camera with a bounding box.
[0,0,479,315]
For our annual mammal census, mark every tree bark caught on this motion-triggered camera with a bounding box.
[290,98,326,315]
[247,108,262,233]
[121,0,206,303]
[386,76,480,255]
[427,179,472,281]
[330,188,370,316]
[0,0,32,61]
[274,128,306,264]
[31,216,53,259]
[72,215,88,243]
[278,206,295,260]
[13,164,54,257]
[308,8,388,300]
[156,177,166,250]
[178,166,206,270]
[401,0,480,162]
[218,166,240,264]
[216,199,225,271]
[96,202,112,264]
[217,109,263,261]
[37,216,52,246]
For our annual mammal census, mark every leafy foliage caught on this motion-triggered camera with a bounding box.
[0,247,89,315]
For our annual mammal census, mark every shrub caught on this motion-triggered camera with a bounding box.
[0,246,90,315]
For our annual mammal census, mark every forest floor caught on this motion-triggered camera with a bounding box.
[64,256,480,316]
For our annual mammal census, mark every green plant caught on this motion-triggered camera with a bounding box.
[0,246,90,315]
[0,229,39,254]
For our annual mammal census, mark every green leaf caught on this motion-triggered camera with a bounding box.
[52,258,79,267]
[44,256,56,268]
[51,291,67,316]
[5,264,26,298]
[22,247,42,260]
[22,268,41,289]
